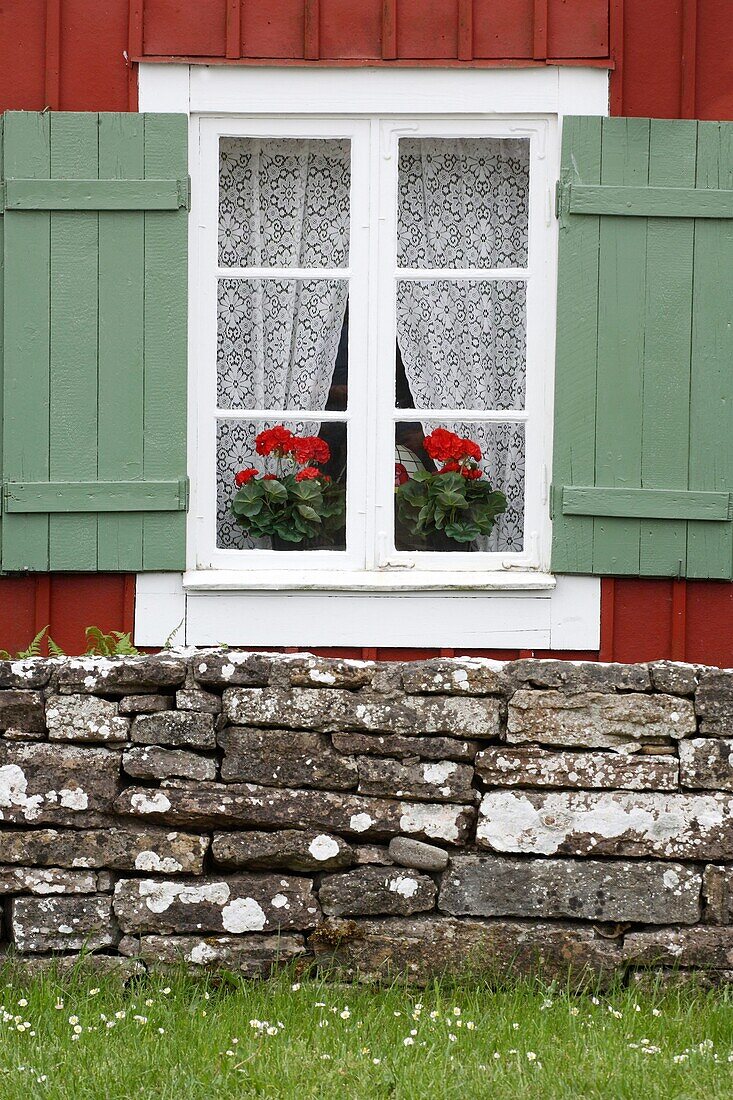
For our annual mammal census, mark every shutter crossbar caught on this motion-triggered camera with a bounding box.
[2,178,190,211]
[561,486,730,521]
[3,480,189,513]
[562,182,733,219]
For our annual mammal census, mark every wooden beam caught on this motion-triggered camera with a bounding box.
[562,486,731,521]
[304,0,320,60]
[680,0,698,119]
[4,178,189,211]
[127,0,143,109]
[44,0,61,110]
[382,0,397,60]
[533,0,548,60]
[609,0,625,114]
[3,481,189,514]
[458,0,473,61]
[226,0,242,59]
[565,182,733,219]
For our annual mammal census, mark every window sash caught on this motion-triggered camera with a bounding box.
[193,114,555,573]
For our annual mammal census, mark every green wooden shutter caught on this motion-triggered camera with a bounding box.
[552,116,733,579]
[0,111,188,572]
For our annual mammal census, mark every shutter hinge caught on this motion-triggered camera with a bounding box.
[178,477,190,511]
[555,179,571,228]
[177,177,191,211]
[549,483,561,520]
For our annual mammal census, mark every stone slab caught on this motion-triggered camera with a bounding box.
[131,712,215,750]
[122,746,216,783]
[176,688,222,714]
[115,783,475,845]
[703,865,733,924]
[624,927,733,969]
[192,651,272,688]
[505,659,651,694]
[679,738,733,790]
[332,731,478,762]
[0,867,103,895]
[649,662,700,697]
[0,690,45,732]
[310,916,623,984]
[113,875,320,935]
[0,743,120,825]
[271,655,376,691]
[319,867,437,917]
[118,933,305,974]
[11,895,118,952]
[401,658,506,696]
[46,694,129,743]
[507,690,695,751]
[476,789,733,859]
[357,756,476,803]
[4,954,144,980]
[57,654,187,694]
[0,659,53,690]
[212,830,354,872]
[0,827,208,874]
[119,694,174,715]
[219,727,357,790]
[439,855,700,923]
[475,745,679,790]
[388,837,449,871]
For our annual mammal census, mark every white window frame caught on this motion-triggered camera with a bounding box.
[192,110,554,578]
[136,64,607,650]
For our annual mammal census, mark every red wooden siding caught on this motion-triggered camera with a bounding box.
[2,0,733,662]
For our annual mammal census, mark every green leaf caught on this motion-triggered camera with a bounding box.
[297,504,322,523]
[262,479,288,499]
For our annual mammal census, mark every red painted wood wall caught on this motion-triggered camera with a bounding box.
[1,0,732,660]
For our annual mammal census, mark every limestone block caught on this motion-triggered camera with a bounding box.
[212,830,354,872]
[176,688,222,714]
[11,895,117,952]
[319,867,437,917]
[439,855,700,923]
[0,867,102,895]
[475,745,679,790]
[46,694,129,743]
[123,746,216,783]
[131,712,215,749]
[219,727,357,790]
[119,694,174,715]
[0,660,53,690]
[679,738,733,790]
[332,731,478,762]
[703,865,733,924]
[57,654,187,694]
[113,875,320,934]
[649,661,700,697]
[271,655,376,691]
[388,837,449,872]
[0,743,120,825]
[0,827,208,874]
[118,933,305,974]
[507,690,695,751]
[0,690,45,732]
[696,669,733,720]
[192,651,272,688]
[357,756,476,803]
[624,927,733,969]
[401,658,506,696]
[476,789,733,859]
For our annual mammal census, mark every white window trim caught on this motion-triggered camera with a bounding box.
[137,63,607,649]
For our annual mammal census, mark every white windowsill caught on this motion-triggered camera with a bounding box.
[182,569,557,593]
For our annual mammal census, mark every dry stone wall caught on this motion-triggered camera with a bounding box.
[1,650,733,985]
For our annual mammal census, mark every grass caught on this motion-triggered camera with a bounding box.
[0,967,732,1099]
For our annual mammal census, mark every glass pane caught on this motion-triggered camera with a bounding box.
[394,420,524,553]
[217,419,347,551]
[397,137,529,269]
[395,279,526,411]
[217,279,348,411]
[219,138,351,268]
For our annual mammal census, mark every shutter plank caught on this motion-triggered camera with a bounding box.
[2,113,51,571]
[142,115,188,570]
[48,114,99,571]
[639,119,697,575]
[550,116,601,573]
[687,122,733,578]
[98,114,145,570]
[592,118,650,575]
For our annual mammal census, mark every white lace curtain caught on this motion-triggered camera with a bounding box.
[396,138,529,551]
[216,138,351,548]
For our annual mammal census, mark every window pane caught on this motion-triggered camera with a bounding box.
[217,419,347,551]
[394,420,524,553]
[397,138,529,269]
[219,138,351,268]
[218,279,348,411]
[395,279,526,411]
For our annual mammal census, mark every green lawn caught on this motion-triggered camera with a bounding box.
[0,967,732,1099]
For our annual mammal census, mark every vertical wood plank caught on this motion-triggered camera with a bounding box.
[33,576,52,638]
[44,0,61,110]
[48,113,99,570]
[226,0,242,58]
[671,579,688,659]
[0,117,4,566]
[127,0,144,108]
[458,0,473,61]
[639,118,697,576]
[382,0,397,59]
[599,578,616,660]
[98,114,145,571]
[609,0,625,115]
[304,0,320,59]
[680,0,698,119]
[142,114,188,569]
[532,0,548,59]
[551,116,602,573]
[592,117,649,575]
[687,122,733,577]
[2,113,51,571]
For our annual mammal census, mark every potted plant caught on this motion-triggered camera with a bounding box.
[231,426,345,549]
[395,427,507,549]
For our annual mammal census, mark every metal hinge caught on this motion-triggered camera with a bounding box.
[177,177,191,211]
[178,477,190,511]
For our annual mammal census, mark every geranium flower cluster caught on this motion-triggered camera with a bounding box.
[234,426,331,487]
[424,427,483,480]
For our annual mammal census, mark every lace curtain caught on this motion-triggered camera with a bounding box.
[216,139,351,548]
[396,138,529,551]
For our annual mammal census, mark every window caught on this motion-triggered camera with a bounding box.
[194,115,554,577]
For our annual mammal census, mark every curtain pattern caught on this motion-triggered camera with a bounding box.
[396,138,529,552]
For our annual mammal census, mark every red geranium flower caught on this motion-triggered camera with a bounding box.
[438,461,460,474]
[457,438,482,462]
[295,466,322,482]
[424,427,463,463]
[461,466,483,480]
[395,462,409,487]
[234,468,258,487]
[255,425,295,456]
[262,474,278,481]
[293,435,330,466]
